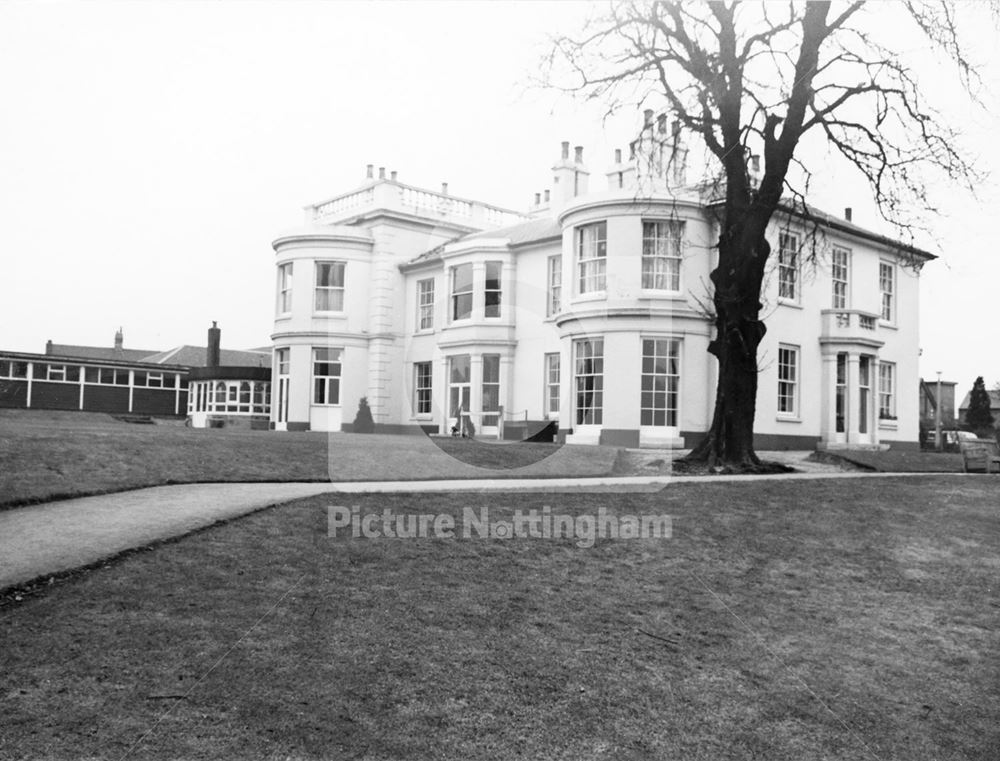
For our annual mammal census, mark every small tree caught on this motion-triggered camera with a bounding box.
[966,376,995,431]
[352,396,376,434]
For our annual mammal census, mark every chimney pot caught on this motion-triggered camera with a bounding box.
[366,164,374,179]
[574,145,584,163]
[845,207,853,222]
[614,148,622,164]
[390,170,397,182]
[378,167,386,179]
[441,182,448,195]
[643,109,654,126]
[561,141,570,160]
[114,327,123,351]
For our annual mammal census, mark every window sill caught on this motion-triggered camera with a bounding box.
[878,321,898,330]
[638,289,684,297]
[572,293,607,304]
[313,311,347,317]
[413,329,435,336]
[311,403,342,408]
[878,420,899,430]
[777,299,803,310]
[776,415,802,423]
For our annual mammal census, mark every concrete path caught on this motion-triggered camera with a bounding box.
[0,483,335,590]
[0,472,976,591]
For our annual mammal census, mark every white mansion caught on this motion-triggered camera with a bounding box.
[269,126,928,450]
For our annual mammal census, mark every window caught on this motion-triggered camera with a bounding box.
[277,262,293,314]
[831,247,850,308]
[574,338,604,425]
[642,221,683,291]
[547,255,562,316]
[313,347,342,405]
[544,353,560,418]
[85,367,129,385]
[451,263,473,321]
[214,382,226,409]
[777,345,799,415]
[640,338,680,427]
[879,262,895,321]
[315,261,345,312]
[276,348,290,376]
[414,362,433,415]
[146,372,164,389]
[252,382,268,414]
[485,262,502,318]
[576,222,607,294]
[417,278,435,330]
[46,364,66,382]
[0,360,28,379]
[778,232,799,300]
[879,362,896,419]
[482,354,501,426]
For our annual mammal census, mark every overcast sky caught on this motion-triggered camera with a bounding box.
[2,1,998,391]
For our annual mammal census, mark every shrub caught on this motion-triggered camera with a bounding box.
[352,397,375,434]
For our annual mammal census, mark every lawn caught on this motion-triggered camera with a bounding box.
[0,409,618,508]
[810,448,965,473]
[2,477,998,759]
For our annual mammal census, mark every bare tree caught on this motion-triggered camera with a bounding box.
[545,1,986,469]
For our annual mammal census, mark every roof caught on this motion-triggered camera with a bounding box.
[958,388,1000,411]
[141,346,271,368]
[774,201,937,262]
[405,217,562,268]
[46,344,160,363]
[3,349,188,371]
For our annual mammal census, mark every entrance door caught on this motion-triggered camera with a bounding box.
[481,354,500,437]
[448,355,471,435]
[858,355,873,444]
[835,353,847,444]
[275,348,290,430]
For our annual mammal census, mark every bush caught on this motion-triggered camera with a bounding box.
[351,397,375,433]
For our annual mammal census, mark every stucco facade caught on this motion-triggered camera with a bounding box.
[270,141,930,450]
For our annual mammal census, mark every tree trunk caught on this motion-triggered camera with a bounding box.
[684,220,769,470]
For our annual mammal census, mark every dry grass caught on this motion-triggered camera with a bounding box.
[1,477,998,759]
[0,409,617,508]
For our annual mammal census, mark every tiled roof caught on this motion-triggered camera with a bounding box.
[406,217,561,267]
[460,217,562,246]
[958,388,1000,411]
[141,346,271,368]
[46,344,160,362]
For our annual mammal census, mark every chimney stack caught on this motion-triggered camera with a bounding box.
[534,192,541,205]
[366,164,374,179]
[207,322,221,368]
[46,339,53,355]
[574,145,584,163]
[390,170,397,182]
[114,327,123,351]
[441,182,449,195]
[561,141,570,160]
[543,189,550,203]
[378,167,386,179]
[657,114,667,133]
[614,148,622,164]
[643,109,654,127]
[845,207,853,222]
